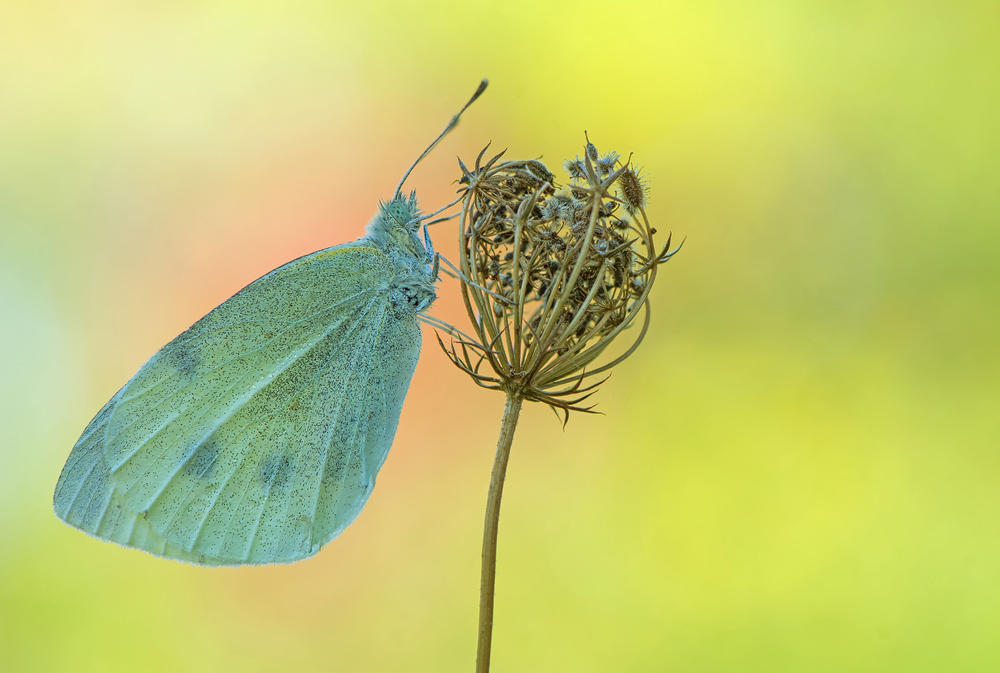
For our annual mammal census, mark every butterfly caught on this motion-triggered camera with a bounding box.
[53,80,488,566]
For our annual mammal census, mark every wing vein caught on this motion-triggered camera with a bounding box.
[198,293,386,562]
[119,282,377,402]
[105,286,376,460]
[60,458,100,522]
[141,367,261,528]
[308,298,391,547]
[239,294,385,561]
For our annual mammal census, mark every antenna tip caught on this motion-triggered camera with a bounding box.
[470,79,489,104]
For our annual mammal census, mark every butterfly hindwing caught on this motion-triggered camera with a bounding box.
[55,244,422,565]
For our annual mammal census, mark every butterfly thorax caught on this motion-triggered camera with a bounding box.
[364,192,437,313]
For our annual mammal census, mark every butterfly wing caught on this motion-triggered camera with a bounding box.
[53,244,422,565]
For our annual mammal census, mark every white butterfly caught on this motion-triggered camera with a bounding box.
[53,80,488,565]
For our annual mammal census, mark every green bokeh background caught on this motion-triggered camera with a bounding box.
[2,2,997,671]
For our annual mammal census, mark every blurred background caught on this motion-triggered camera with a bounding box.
[1,1,998,671]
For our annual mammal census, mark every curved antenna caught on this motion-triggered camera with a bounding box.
[394,79,489,198]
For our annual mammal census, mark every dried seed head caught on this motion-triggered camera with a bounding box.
[563,158,586,180]
[597,150,621,174]
[584,131,599,162]
[525,160,555,184]
[617,165,649,215]
[538,199,561,222]
[445,136,681,422]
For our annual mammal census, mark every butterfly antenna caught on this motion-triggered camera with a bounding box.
[394,78,488,198]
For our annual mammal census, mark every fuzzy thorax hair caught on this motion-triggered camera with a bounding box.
[365,192,430,261]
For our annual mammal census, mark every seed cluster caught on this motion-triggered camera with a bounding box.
[443,137,681,419]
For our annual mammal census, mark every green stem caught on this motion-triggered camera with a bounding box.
[475,390,524,673]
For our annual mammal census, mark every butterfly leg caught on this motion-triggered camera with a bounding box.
[422,223,435,259]
[437,253,513,306]
[430,252,440,283]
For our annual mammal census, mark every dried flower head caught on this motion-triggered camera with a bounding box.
[443,136,682,422]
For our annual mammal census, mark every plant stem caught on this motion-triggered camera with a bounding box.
[475,390,524,673]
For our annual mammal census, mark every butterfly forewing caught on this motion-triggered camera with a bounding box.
[54,245,423,565]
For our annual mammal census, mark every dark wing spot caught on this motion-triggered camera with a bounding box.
[164,341,201,379]
[260,454,293,491]
[183,436,221,480]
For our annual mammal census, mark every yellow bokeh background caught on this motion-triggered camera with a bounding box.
[2,2,998,671]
